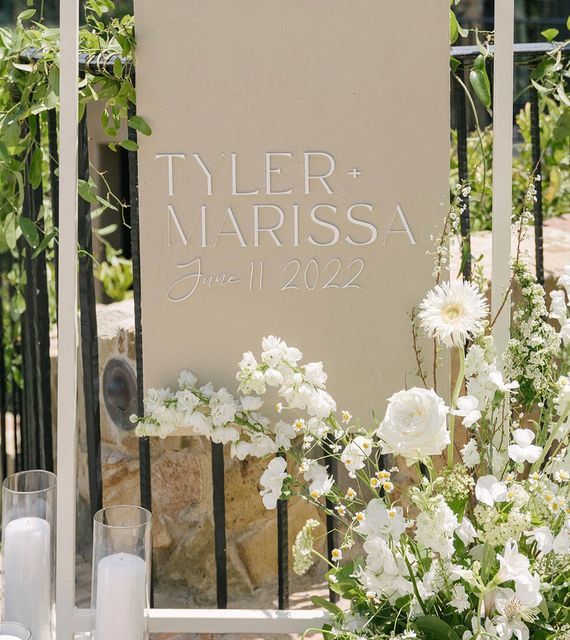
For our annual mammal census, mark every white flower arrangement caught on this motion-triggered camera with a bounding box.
[134,242,570,639]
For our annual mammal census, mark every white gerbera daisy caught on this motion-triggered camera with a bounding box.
[418,280,488,348]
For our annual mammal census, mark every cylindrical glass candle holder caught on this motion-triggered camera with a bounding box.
[0,622,32,639]
[91,505,152,640]
[2,470,56,640]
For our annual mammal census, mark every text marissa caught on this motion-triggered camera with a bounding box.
[166,203,417,248]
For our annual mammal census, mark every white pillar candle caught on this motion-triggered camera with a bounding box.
[3,517,51,640]
[95,552,146,640]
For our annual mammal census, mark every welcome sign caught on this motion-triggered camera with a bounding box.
[135,0,449,421]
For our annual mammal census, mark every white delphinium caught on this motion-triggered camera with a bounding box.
[495,539,535,589]
[415,496,459,558]
[461,438,481,469]
[292,519,320,575]
[551,266,570,345]
[475,475,508,507]
[508,429,542,464]
[418,280,488,348]
[340,436,373,475]
[525,526,554,556]
[455,516,477,546]
[259,457,288,509]
[377,387,450,463]
[452,395,481,428]
[174,388,200,413]
[553,519,570,554]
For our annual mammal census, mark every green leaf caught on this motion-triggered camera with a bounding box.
[450,10,459,44]
[567,15,570,31]
[19,217,39,248]
[414,616,462,640]
[469,55,492,108]
[0,141,11,165]
[29,146,43,189]
[541,28,559,42]
[128,115,152,136]
[119,139,139,151]
[310,596,342,617]
[78,178,99,204]
[17,8,36,21]
[32,230,57,258]
[553,109,570,142]
[4,214,17,250]
[113,56,123,78]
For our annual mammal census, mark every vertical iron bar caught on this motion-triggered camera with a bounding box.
[211,441,228,608]
[277,451,289,609]
[530,86,544,285]
[454,66,472,280]
[33,119,54,473]
[0,275,7,480]
[325,449,339,603]
[78,113,103,517]
[47,109,60,299]
[127,100,153,514]
[127,97,154,606]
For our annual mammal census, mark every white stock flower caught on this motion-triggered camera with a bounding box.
[461,438,481,469]
[209,388,238,427]
[144,387,172,414]
[303,362,327,388]
[418,280,488,348]
[357,499,407,541]
[377,387,450,464]
[550,290,568,323]
[240,395,263,412]
[274,420,296,450]
[450,584,469,613]
[508,429,541,464]
[360,538,413,603]
[211,424,239,445]
[415,496,459,558]
[181,411,212,436]
[341,436,373,474]
[475,475,508,507]
[259,457,288,509]
[452,395,482,428]
[178,370,198,389]
[556,377,570,417]
[175,388,200,413]
[525,526,554,556]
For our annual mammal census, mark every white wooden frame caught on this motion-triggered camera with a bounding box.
[56,0,514,636]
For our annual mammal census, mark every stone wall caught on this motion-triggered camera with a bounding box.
[70,299,326,608]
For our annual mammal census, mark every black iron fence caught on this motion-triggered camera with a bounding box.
[0,41,568,610]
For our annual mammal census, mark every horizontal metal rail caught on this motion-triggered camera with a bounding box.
[19,41,570,76]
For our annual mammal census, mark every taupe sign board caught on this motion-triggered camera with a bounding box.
[135,0,449,422]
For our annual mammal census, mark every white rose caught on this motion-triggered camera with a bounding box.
[377,387,450,463]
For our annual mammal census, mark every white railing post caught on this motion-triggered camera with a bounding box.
[57,0,79,637]
[492,0,515,360]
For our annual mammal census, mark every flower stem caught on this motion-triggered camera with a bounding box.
[448,347,465,467]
